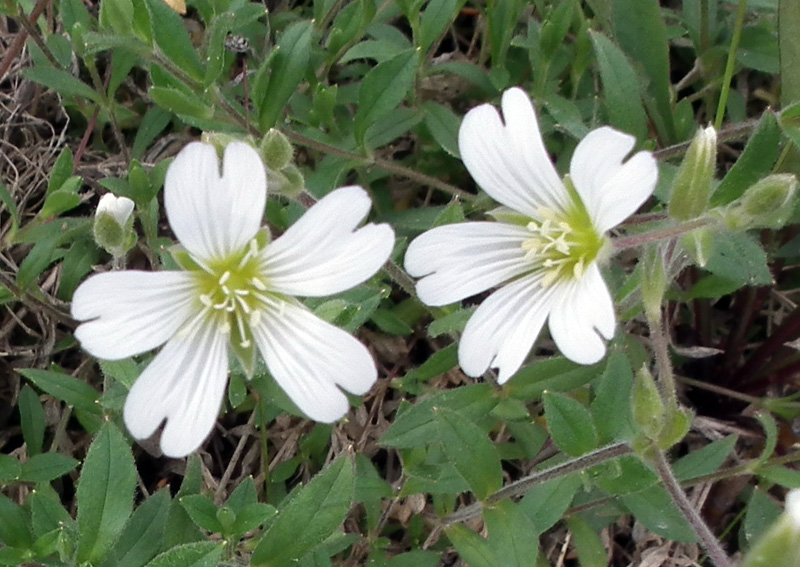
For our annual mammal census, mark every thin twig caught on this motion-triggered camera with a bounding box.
[652,449,734,567]
[443,442,632,524]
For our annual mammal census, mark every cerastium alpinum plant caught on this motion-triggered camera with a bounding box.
[2,0,800,566]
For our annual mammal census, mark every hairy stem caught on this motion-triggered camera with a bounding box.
[652,449,734,567]
[714,0,748,130]
[613,217,717,251]
[443,442,632,524]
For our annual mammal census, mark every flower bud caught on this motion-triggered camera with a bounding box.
[632,365,665,442]
[668,126,717,221]
[641,244,667,322]
[259,128,294,171]
[721,174,798,230]
[267,164,305,198]
[93,194,135,258]
[743,489,800,567]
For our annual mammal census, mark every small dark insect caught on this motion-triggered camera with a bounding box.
[225,34,251,54]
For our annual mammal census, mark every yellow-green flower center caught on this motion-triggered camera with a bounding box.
[193,240,269,347]
[521,178,606,287]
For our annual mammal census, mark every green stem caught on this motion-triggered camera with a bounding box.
[612,217,717,251]
[443,442,632,524]
[651,449,734,567]
[714,0,748,129]
[647,310,678,409]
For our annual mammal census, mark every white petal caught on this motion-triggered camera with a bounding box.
[165,142,267,262]
[547,264,615,365]
[405,222,532,306]
[261,186,394,297]
[252,298,377,422]
[459,272,560,383]
[459,87,568,217]
[569,127,658,232]
[97,193,134,225]
[72,271,196,360]
[123,318,230,458]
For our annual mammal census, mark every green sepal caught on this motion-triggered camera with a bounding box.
[668,126,717,221]
[170,246,203,272]
[720,173,798,230]
[486,206,531,226]
[658,405,693,450]
[680,227,714,268]
[259,129,294,171]
[631,365,665,442]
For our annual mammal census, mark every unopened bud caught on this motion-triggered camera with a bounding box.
[641,244,667,322]
[93,194,135,258]
[668,126,717,221]
[743,489,800,567]
[259,128,294,171]
[721,174,798,230]
[267,164,305,198]
[680,227,714,268]
[632,365,665,442]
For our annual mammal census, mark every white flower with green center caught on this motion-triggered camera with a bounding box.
[72,141,394,457]
[405,88,658,382]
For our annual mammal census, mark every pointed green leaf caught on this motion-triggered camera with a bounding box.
[110,489,171,567]
[180,495,224,533]
[435,407,502,500]
[22,67,102,103]
[76,421,137,564]
[19,453,79,483]
[19,384,45,456]
[257,20,314,130]
[354,48,420,147]
[0,494,33,549]
[144,0,204,82]
[143,541,224,567]
[543,392,599,457]
[483,501,539,567]
[251,455,354,566]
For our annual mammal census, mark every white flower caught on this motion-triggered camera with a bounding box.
[72,142,395,457]
[405,88,658,383]
[96,193,134,226]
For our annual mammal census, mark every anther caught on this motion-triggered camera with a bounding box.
[218,271,231,285]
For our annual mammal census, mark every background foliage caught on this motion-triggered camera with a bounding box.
[1,0,800,565]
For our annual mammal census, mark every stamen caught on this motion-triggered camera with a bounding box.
[218,271,231,285]
[251,277,267,291]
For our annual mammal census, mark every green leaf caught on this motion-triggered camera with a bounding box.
[704,231,773,287]
[567,516,606,567]
[780,0,800,105]
[16,239,57,291]
[0,455,20,484]
[202,13,235,88]
[418,0,463,53]
[18,368,100,414]
[621,485,697,542]
[19,453,79,483]
[590,350,634,443]
[612,0,676,143]
[714,111,781,205]
[19,384,45,456]
[446,524,496,567]
[29,488,73,538]
[427,308,474,338]
[143,541,225,567]
[543,392,599,457]
[257,20,314,130]
[144,0,204,82]
[100,358,141,390]
[0,493,32,549]
[588,30,647,140]
[380,384,498,448]
[180,495,224,533]
[0,180,19,232]
[354,48,420,147]
[672,435,738,481]
[435,408,502,500]
[39,187,82,219]
[164,456,205,548]
[402,343,458,384]
[149,86,214,121]
[251,455,354,566]
[77,421,137,564]
[231,503,277,536]
[22,67,102,103]
[109,489,171,567]
[518,471,581,535]
[47,147,74,195]
[99,0,134,36]
[482,501,539,567]
[743,487,782,545]
[132,107,172,160]
[505,357,605,400]
[422,101,461,157]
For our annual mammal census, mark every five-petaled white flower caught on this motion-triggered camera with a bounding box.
[72,142,394,457]
[405,88,658,383]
